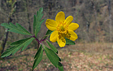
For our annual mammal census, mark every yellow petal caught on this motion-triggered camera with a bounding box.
[55,11,65,22]
[46,19,57,31]
[50,31,58,42]
[65,16,73,25]
[67,30,78,41]
[68,23,79,31]
[57,35,66,47]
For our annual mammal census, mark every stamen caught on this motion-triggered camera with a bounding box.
[56,21,68,35]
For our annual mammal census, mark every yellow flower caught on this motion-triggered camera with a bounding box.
[45,11,79,47]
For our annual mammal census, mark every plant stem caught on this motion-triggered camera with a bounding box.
[32,35,40,50]
[32,35,47,50]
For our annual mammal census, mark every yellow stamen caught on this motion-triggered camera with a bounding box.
[56,21,68,34]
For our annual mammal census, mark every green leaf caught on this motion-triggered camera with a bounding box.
[9,23,16,28]
[35,19,45,36]
[37,13,43,22]
[44,46,60,67]
[10,38,31,46]
[46,30,53,35]
[33,15,36,33]
[12,37,34,54]
[12,45,23,55]
[16,23,31,35]
[21,38,35,51]
[1,37,35,58]
[44,30,53,39]
[66,38,75,45]
[34,7,45,36]
[39,7,43,13]
[1,45,22,58]
[1,46,15,58]
[58,62,64,71]
[33,45,43,69]
[34,45,42,59]
[1,23,32,35]
[1,23,11,28]
[46,40,58,54]
[37,8,43,22]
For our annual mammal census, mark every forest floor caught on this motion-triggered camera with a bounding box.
[0,42,113,71]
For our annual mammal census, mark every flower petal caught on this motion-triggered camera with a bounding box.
[68,23,79,31]
[50,31,58,42]
[46,19,57,31]
[57,35,66,47]
[65,16,73,25]
[55,11,65,22]
[67,30,78,41]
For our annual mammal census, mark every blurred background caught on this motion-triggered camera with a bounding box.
[0,0,113,71]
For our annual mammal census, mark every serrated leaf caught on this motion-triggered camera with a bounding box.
[1,37,34,58]
[37,8,43,21]
[44,46,60,67]
[16,23,31,35]
[46,40,58,54]
[66,38,75,45]
[34,7,45,37]
[1,23,12,28]
[8,29,28,35]
[12,38,35,54]
[33,45,43,69]
[12,45,23,55]
[39,14,43,21]
[39,7,43,13]
[9,22,16,28]
[1,46,15,58]
[35,19,45,36]
[21,38,35,51]
[37,14,43,22]
[1,45,22,58]
[1,23,32,35]
[1,51,12,58]
[10,37,31,46]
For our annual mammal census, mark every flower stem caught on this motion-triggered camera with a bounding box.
[32,35,39,42]
[32,35,47,50]
[32,35,40,50]
[40,37,47,43]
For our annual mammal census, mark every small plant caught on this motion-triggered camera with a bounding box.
[1,7,79,71]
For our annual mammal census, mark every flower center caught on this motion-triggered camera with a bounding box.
[56,21,67,34]
[56,21,71,40]
[60,26,65,31]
